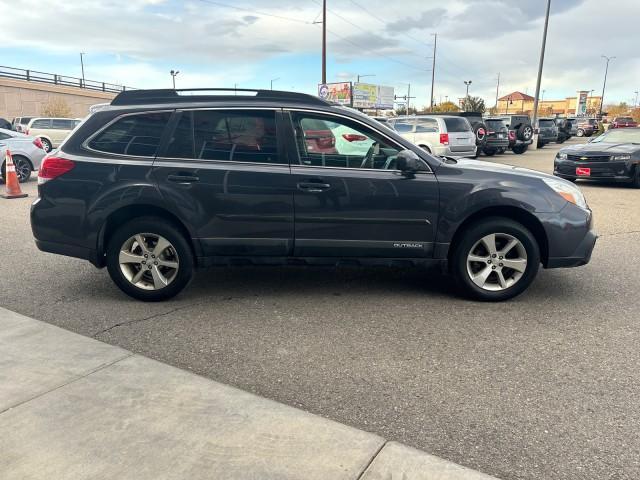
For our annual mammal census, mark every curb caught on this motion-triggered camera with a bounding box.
[0,306,498,479]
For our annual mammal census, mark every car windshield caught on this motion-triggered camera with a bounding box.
[443,117,470,132]
[591,129,640,144]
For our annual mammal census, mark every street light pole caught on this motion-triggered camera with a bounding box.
[429,33,437,111]
[322,0,327,84]
[531,0,551,150]
[600,55,615,117]
[494,72,500,110]
[170,70,179,89]
[635,90,639,108]
[464,80,472,98]
[270,77,280,90]
[79,52,86,87]
[356,74,375,83]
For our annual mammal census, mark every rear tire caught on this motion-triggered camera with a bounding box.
[483,147,497,156]
[106,217,194,301]
[576,129,585,137]
[632,167,640,189]
[517,124,533,142]
[450,217,540,301]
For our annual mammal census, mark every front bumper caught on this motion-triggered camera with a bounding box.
[546,229,597,268]
[554,159,637,181]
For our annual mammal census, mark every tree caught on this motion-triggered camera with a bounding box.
[394,106,418,116]
[432,101,459,113]
[41,97,72,118]
[460,96,486,113]
[604,102,630,118]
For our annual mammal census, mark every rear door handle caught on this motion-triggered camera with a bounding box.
[297,182,331,193]
[167,174,200,183]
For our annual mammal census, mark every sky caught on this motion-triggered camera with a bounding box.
[1,0,639,109]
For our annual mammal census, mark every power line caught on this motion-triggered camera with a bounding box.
[197,0,312,24]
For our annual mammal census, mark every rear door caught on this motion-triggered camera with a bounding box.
[443,117,475,153]
[285,110,439,258]
[153,108,294,257]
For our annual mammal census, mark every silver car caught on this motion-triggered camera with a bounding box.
[388,115,477,158]
[0,128,47,182]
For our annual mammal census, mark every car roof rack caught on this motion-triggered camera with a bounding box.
[111,88,331,107]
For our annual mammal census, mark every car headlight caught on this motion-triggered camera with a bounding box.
[557,152,567,160]
[542,177,588,210]
[611,154,631,161]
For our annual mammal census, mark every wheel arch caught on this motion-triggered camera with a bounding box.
[447,206,549,266]
[98,204,200,268]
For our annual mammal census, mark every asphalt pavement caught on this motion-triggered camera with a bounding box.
[1,138,639,480]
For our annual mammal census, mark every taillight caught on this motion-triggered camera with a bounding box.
[33,138,44,149]
[38,156,75,185]
[25,129,30,135]
[439,133,449,145]
[508,130,516,140]
[342,133,368,142]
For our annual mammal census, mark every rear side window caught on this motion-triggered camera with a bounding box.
[443,117,470,132]
[31,119,51,129]
[415,118,438,133]
[19,117,32,125]
[165,110,281,164]
[88,112,171,157]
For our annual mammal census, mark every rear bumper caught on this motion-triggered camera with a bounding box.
[34,239,103,267]
[434,145,477,158]
[484,137,509,148]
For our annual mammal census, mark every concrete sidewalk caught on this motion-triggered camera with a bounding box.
[0,306,498,480]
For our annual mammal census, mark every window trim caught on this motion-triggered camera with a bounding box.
[156,107,286,166]
[82,110,174,159]
[286,108,433,174]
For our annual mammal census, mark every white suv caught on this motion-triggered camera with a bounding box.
[25,117,82,152]
[388,115,477,158]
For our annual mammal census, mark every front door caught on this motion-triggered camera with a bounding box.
[285,111,439,258]
[153,109,294,257]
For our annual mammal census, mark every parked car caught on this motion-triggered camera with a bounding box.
[554,118,573,144]
[31,88,596,302]
[388,115,477,158]
[481,118,509,156]
[575,118,598,137]
[536,118,559,148]
[554,127,640,187]
[24,117,82,152]
[0,128,46,182]
[428,112,488,154]
[488,115,533,154]
[610,116,638,129]
[12,117,33,133]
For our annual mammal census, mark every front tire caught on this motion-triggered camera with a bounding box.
[106,217,194,301]
[576,129,585,137]
[450,218,540,301]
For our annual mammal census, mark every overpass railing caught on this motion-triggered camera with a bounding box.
[0,65,129,93]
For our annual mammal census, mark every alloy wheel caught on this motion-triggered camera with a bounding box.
[118,233,179,290]
[466,233,528,291]
[14,157,31,182]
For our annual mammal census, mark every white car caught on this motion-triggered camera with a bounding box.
[388,115,477,158]
[0,128,47,182]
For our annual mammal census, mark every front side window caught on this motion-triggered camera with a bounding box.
[292,113,404,170]
[165,110,281,164]
[88,112,171,157]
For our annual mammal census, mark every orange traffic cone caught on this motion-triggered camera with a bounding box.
[1,149,28,199]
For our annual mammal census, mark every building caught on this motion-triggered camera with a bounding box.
[0,66,124,121]
[496,91,602,117]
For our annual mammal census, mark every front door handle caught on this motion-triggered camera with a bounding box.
[167,174,200,183]
[297,182,331,193]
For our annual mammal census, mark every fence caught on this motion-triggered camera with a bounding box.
[0,65,129,93]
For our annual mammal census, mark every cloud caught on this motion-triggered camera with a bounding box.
[385,8,446,33]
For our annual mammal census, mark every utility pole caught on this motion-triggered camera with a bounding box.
[494,72,500,110]
[600,55,615,117]
[430,33,437,111]
[322,0,327,84]
[531,0,551,150]
[635,90,639,108]
[407,84,411,114]
[79,52,86,87]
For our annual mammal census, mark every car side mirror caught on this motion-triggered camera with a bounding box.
[396,149,422,175]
